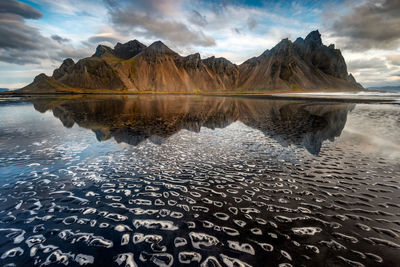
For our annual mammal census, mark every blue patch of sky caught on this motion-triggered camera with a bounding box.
[19,0,104,46]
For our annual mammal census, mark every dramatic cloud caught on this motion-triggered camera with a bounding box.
[106,0,215,47]
[0,49,45,65]
[0,0,92,65]
[51,34,70,44]
[347,57,388,71]
[329,0,400,51]
[0,0,42,19]
[0,0,51,64]
[0,1,44,50]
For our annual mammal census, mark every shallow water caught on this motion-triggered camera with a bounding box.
[0,95,399,267]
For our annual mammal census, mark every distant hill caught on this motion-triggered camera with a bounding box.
[18,30,363,94]
[0,88,9,92]
[368,86,400,92]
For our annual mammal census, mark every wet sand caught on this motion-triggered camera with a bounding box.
[0,96,399,266]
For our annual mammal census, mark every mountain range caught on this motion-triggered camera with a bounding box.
[18,30,362,93]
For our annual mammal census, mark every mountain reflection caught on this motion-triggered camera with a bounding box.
[31,96,354,154]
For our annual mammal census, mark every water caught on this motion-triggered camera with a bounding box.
[290,91,400,98]
[0,95,399,267]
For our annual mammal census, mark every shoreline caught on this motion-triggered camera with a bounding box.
[0,91,397,104]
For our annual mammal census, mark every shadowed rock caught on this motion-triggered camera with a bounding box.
[113,40,147,59]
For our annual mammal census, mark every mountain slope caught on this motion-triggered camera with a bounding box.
[238,31,361,91]
[19,30,362,93]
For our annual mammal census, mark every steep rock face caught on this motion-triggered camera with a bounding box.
[202,56,237,75]
[92,45,114,58]
[91,40,146,61]
[129,42,239,92]
[182,53,201,68]
[57,58,126,90]
[19,30,363,93]
[129,41,189,91]
[113,40,147,59]
[295,31,347,79]
[202,56,239,89]
[238,31,362,91]
[53,58,75,79]
[141,41,178,58]
[46,56,126,90]
[239,38,301,90]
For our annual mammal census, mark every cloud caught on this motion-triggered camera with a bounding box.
[210,0,229,15]
[0,49,45,65]
[51,34,70,44]
[0,0,92,65]
[189,10,207,27]
[0,0,53,64]
[328,0,400,51]
[386,54,400,66]
[105,0,215,47]
[0,0,42,19]
[347,57,388,71]
[88,34,119,45]
[247,17,257,30]
[0,2,45,50]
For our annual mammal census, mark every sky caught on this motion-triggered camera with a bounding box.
[1,0,400,89]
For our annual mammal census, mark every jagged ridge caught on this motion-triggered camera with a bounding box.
[19,30,363,93]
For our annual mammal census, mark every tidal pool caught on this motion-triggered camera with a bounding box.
[0,95,399,266]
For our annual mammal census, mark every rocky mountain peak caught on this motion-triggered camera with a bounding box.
[114,40,144,49]
[186,53,201,60]
[143,41,176,56]
[294,37,304,45]
[53,58,75,79]
[113,40,147,59]
[185,53,201,62]
[33,73,49,83]
[182,53,202,68]
[203,56,234,66]
[305,30,322,46]
[62,58,74,66]
[92,45,113,57]
[269,38,294,55]
[202,56,237,74]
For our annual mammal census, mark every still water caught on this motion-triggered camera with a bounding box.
[0,95,399,267]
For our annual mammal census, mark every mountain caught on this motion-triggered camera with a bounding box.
[18,30,362,93]
[0,88,9,92]
[368,86,400,92]
[31,96,354,155]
